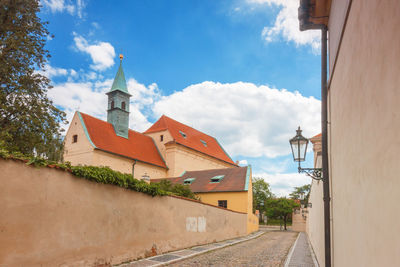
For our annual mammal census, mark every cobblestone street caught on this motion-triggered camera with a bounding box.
[168,231,298,267]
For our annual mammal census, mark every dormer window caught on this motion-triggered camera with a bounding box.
[183,178,196,185]
[121,101,126,110]
[210,175,224,183]
[179,131,187,138]
[200,140,207,147]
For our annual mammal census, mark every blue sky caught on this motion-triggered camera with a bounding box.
[40,0,322,196]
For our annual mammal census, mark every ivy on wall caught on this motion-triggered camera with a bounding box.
[0,149,195,199]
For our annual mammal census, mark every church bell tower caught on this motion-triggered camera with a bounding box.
[106,54,131,138]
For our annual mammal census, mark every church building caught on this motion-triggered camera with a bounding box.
[63,56,238,180]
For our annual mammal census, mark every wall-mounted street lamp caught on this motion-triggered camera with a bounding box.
[289,126,322,180]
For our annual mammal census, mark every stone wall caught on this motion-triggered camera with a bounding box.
[0,159,247,267]
[292,208,307,232]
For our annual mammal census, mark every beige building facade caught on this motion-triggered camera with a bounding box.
[64,59,237,181]
[305,1,400,266]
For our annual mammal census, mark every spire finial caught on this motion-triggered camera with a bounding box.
[119,54,123,61]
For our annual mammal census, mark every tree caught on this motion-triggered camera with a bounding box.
[156,179,198,200]
[0,0,67,160]
[289,184,311,206]
[252,177,273,220]
[265,198,300,230]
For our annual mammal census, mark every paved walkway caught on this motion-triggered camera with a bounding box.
[169,230,297,267]
[119,231,265,267]
[285,232,318,267]
[118,230,318,267]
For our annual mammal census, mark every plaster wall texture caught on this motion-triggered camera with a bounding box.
[63,112,94,166]
[165,143,234,177]
[328,0,351,75]
[0,160,247,267]
[328,0,400,266]
[307,179,324,266]
[306,136,324,267]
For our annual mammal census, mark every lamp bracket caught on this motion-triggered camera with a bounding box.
[298,167,323,180]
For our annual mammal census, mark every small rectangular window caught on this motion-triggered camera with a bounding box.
[183,178,195,185]
[218,200,227,209]
[179,130,187,138]
[160,135,164,142]
[72,135,78,143]
[210,175,224,183]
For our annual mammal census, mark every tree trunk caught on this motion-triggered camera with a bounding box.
[284,215,287,230]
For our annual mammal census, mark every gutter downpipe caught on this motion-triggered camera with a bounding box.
[132,160,137,178]
[321,25,331,267]
[298,1,331,266]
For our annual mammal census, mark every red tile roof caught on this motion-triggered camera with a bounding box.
[312,133,322,138]
[79,112,167,168]
[152,166,249,193]
[144,115,236,165]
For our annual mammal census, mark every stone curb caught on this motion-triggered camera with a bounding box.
[118,231,265,267]
[284,232,300,267]
[284,232,318,267]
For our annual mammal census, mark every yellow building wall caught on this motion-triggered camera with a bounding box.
[165,143,236,177]
[196,175,258,234]
[63,112,95,166]
[197,191,248,213]
[246,177,259,234]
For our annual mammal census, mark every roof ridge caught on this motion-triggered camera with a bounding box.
[162,115,218,140]
[184,166,245,174]
[79,112,152,139]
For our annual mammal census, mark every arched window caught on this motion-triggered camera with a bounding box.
[111,101,114,109]
[121,101,126,110]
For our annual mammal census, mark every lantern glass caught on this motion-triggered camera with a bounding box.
[290,127,309,162]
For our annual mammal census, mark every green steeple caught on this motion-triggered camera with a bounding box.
[109,54,128,94]
[106,54,131,139]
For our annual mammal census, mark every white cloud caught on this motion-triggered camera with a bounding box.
[73,33,116,71]
[247,0,321,52]
[48,80,111,131]
[47,77,159,133]
[38,64,78,80]
[238,159,248,165]
[42,64,68,77]
[127,78,162,132]
[153,81,320,158]
[41,0,85,18]
[254,171,311,197]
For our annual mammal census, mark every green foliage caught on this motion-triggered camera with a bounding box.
[262,218,292,226]
[0,0,67,160]
[265,197,300,230]
[0,149,198,199]
[71,166,167,197]
[252,177,273,214]
[289,184,311,205]
[156,179,198,200]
